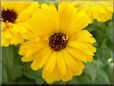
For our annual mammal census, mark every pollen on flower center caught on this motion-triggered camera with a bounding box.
[49,33,68,51]
[2,9,17,23]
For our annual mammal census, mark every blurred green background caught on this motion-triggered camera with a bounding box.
[1,0,114,85]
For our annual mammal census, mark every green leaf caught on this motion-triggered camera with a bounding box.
[105,22,114,50]
[66,77,79,85]
[104,58,114,84]
[35,76,45,85]
[52,81,65,85]
[78,73,92,84]
[106,22,113,43]
[94,70,110,84]
[84,61,98,83]
[15,75,36,84]
[23,63,45,84]
[2,46,22,81]
[23,63,39,79]
[2,64,8,83]
[9,56,22,80]
[2,46,14,68]
[95,39,112,64]
[87,21,110,47]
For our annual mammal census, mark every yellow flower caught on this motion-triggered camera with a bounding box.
[19,2,96,83]
[74,1,113,22]
[1,1,39,47]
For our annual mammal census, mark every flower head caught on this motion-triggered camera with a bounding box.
[19,2,96,83]
[74,1,113,22]
[1,1,39,46]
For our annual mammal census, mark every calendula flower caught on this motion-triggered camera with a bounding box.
[1,1,39,47]
[19,2,96,83]
[74,1,113,22]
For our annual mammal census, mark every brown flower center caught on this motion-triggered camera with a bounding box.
[49,33,68,51]
[2,9,17,23]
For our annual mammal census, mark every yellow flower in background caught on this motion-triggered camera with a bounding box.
[1,1,39,47]
[19,2,96,83]
[74,1,113,22]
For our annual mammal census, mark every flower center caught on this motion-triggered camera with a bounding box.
[49,33,68,51]
[2,9,17,23]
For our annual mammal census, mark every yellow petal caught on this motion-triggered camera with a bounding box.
[12,1,31,13]
[58,2,77,34]
[1,38,9,47]
[17,2,39,22]
[31,47,52,71]
[56,52,66,76]
[19,41,45,62]
[66,47,94,62]
[19,41,33,55]
[4,30,12,39]
[67,10,92,35]
[43,51,57,76]
[1,22,5,31]
[68,41,96,56]
[58,1,92,35]
[62,50,85,76]
[61,66,73,81]
[71,30,96,44]
[12,24,27,34]
[42,66,60,84]
[29,3,59,37]
[21,50,37,62]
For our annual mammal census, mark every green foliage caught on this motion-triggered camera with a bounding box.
[2,46,22,83]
